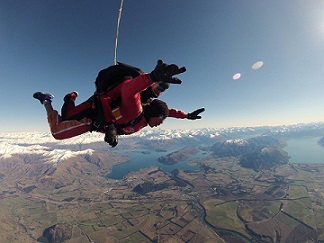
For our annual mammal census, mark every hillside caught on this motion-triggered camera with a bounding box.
[0,125,324,242]
[158,146,199,165]
[210,135,288,171]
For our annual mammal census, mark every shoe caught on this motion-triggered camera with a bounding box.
[64,91,79,102]
[33,92,54,104]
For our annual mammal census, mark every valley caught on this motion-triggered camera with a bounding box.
[0,153,323,242]
[1,124,324,242]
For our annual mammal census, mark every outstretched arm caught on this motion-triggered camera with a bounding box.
[168,108,205,120]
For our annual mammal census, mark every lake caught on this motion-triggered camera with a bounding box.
[106,136,324,180]
[283,137,324,164]
[106,149,203,180]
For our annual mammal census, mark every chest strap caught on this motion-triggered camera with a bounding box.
[115,112,144,129]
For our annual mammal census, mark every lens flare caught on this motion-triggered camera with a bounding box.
[252,61,264,70]
[233,73,241,80]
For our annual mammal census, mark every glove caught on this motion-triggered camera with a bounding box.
[104,124,118,147]
[150,60,186,84]
[187,108,205,120]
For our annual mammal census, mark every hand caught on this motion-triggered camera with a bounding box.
[187,108,205,120]
[104,124,118,147]
[150,60,186,84]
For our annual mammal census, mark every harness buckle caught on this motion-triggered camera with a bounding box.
[91,121,101,131]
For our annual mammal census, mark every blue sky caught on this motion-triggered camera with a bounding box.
[1,0,324,132]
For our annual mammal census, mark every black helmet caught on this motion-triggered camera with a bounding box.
[143,99,169,121]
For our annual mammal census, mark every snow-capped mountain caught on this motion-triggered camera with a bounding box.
[1,122,324,165]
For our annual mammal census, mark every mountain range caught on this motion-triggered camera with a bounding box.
[1,123,324,242]
[1,122,324,178]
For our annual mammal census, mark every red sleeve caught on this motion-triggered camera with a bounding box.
[168,108,188,119]
[106,74,154,101]
[122,74,154,98]
[121,74,154,111]
[117,74,154,124]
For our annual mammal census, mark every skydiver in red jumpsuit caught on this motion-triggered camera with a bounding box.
[33,60,205,146]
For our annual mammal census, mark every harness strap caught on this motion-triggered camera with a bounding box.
[115,112,144,129]
[90,94,144,133]
[88,95,108,132]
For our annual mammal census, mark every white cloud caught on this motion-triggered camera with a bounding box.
[0,132,98,163]
[0,129,216,163]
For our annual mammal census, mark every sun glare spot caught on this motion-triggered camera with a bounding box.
[233,73,241,80]
[252,61,264,70]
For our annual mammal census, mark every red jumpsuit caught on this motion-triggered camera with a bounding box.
[47,74,187,139]
[47,110,92,139]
